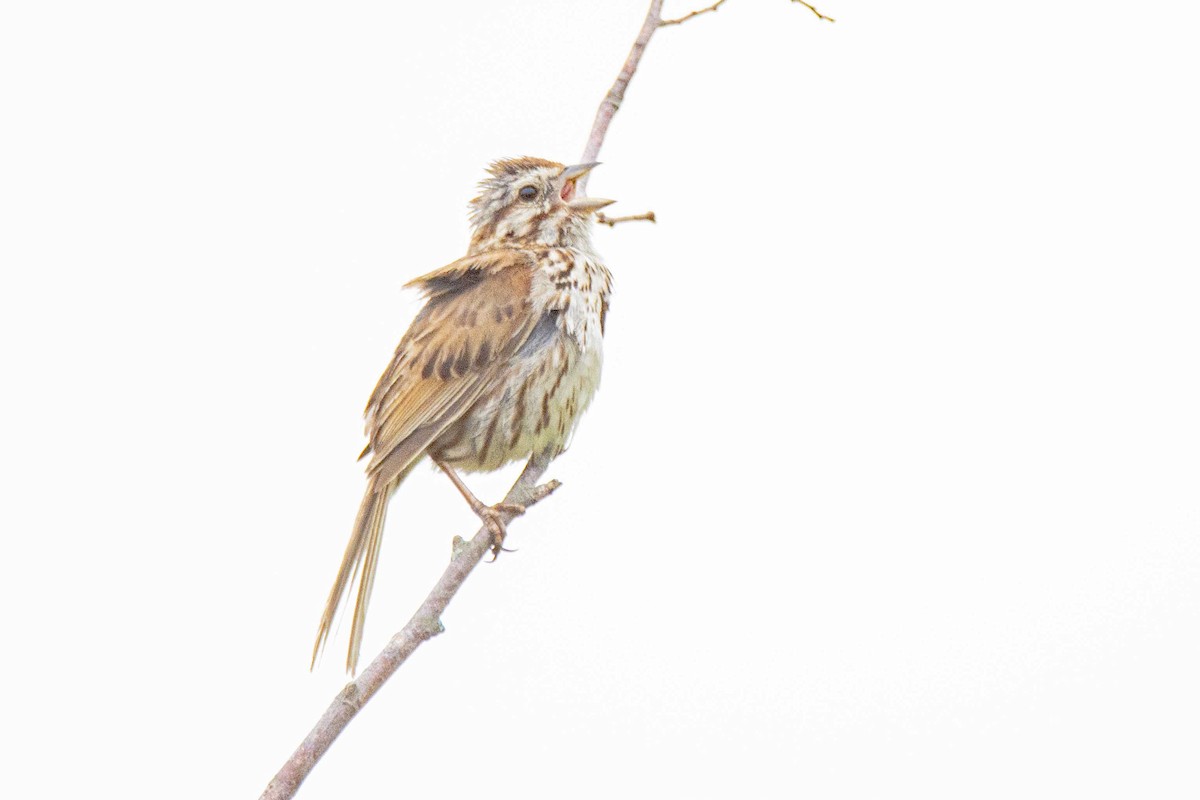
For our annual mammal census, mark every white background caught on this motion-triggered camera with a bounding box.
[2,1,1199,797]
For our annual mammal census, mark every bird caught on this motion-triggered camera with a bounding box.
[312,157,616,673]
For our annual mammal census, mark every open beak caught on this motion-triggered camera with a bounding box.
[560,162,600,183]
[559,162,616,212]
[568,196,616,212]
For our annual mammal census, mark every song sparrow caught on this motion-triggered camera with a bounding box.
[312,158,615,673]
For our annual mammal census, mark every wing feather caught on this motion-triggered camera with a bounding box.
[360,249,540,484]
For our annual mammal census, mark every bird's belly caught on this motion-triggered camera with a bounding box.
[432,335,603,472]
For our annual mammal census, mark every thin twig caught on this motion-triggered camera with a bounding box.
[792,0,835,22]
[578,0,665,191]
[659,0,726,27]
[260,451,560,800]
[596,211,657,227]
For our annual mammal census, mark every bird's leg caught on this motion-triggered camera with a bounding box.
[432,457,526,559]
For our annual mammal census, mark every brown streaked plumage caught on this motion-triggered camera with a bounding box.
[313,158,615,673]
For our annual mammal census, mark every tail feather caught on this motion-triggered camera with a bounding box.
[311,464,414,674]
[346,491,389,672]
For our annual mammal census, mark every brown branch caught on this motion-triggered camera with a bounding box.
[582,0,829,208]
[664,0,833,29]
[659,0,726,26]
[578,0,664,191]
[263,6,675,795]
[792,0,835,22]
[582,0,833,169]
[260,451,561,800]
[596,211,657,227]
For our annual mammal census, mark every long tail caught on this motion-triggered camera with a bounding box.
[311,465,413,674]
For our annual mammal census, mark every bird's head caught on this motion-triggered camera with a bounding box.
[468,157,614,252]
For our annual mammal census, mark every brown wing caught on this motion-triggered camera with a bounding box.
[314,249,542,673]
[360,249,540,484]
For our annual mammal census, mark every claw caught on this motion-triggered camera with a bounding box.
[474,504,521,561]
[486,544,519,563]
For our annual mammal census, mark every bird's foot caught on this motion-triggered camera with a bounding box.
[474,502,526,561]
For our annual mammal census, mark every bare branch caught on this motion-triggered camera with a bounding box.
[583,0,830,204]
[262,0,834,793]
[792,0,835,23]
[596,211,657,227]
[260,451,561,800]
[659,0,726,27]
[578,0,665,189]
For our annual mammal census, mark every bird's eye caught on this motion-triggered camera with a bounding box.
[518,185,538,201]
